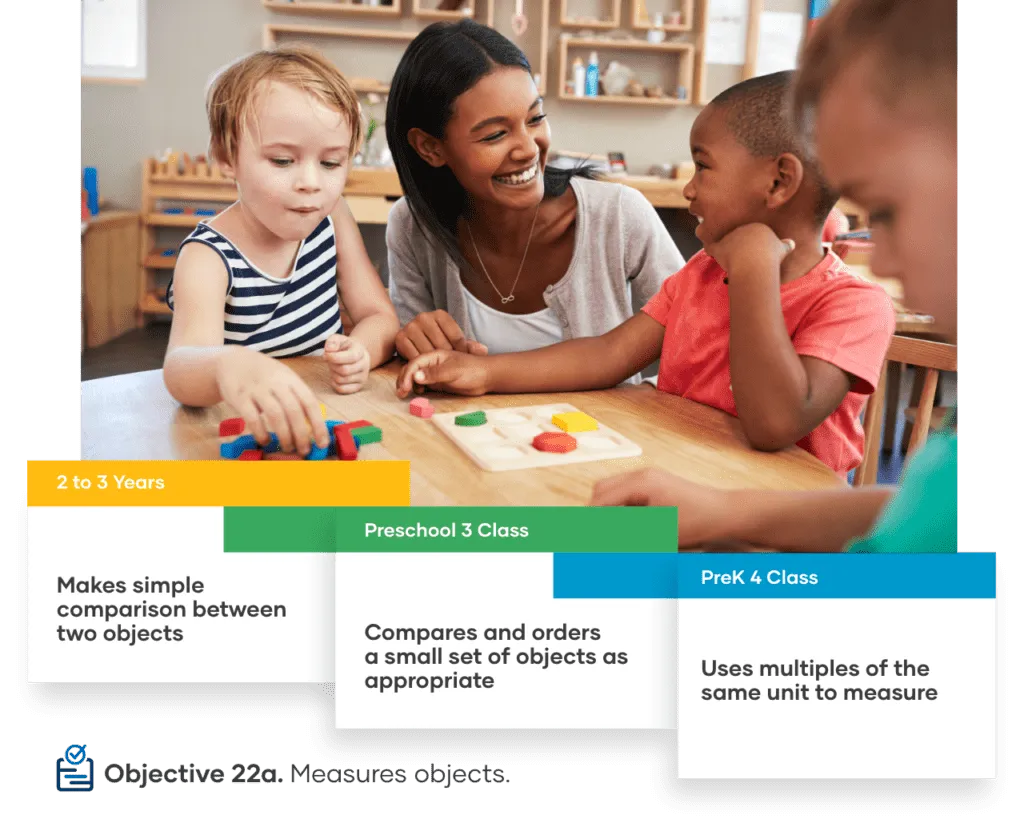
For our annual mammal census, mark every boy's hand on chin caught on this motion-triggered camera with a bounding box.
[704,223,795,281]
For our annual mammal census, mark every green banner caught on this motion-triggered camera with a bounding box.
[224,507,677,552]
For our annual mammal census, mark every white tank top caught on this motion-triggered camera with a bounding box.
[461,286,565,355]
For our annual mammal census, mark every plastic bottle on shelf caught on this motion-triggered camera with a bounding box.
[585,52,600,97]
[572,57,586,96]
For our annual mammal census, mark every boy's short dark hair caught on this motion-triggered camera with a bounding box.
[710,70,837,224]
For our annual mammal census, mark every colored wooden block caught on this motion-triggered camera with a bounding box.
[454,410,487,427]
[325,420,345,452]
[261,433,281,453]
[220,435,258,459]
[533,432,578,453]
[219,417,245,437]
[238,449,264,461]
[306,444,330,461]
[552,412,598,433]
[334,425,358,460]
[319,402,327,417]
[409,397,434,418]
[349,425,382,445]
[340,419,373,431]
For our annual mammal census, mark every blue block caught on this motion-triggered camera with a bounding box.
[306,444,330,461]
[220,435,258,459]
[260,433,281,453]
[325,420,345,452]
[162,248,176,257]
[83,167,100,216]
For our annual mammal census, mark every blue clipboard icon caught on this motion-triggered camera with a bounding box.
[57,744,94,792]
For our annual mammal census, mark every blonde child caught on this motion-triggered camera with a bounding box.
[397,71,895,475]
[164,46,399,455]
[592,0,957,552]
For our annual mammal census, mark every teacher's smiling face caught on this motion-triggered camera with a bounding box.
[408,66,550,211]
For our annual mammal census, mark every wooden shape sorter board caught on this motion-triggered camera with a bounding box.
[431,404,642,472]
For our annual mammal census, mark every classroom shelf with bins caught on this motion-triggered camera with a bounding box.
[137,157,238,320]
[557,35,695,106]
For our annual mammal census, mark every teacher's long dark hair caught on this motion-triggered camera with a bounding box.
[386,20,593,267]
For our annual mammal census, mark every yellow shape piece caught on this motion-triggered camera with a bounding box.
[552,411,598,433]
[319,402,327,417]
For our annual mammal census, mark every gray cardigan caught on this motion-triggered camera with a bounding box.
[385,177,684,342]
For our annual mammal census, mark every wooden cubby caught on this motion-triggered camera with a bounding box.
[631,0,694,31]
[558,0,620,30]
[137,157,237,320]
[557,35,695,106]
[412,0,475,21]
[263,1,402,19]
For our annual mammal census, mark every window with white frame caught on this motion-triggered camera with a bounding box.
[82,0,147,82]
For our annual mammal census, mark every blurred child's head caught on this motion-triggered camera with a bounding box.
[684,70,837,246]
[794,0,956,338]
[206,45,361,241]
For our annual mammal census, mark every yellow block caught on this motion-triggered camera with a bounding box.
[552,412,598,433]
[27,460,409,507]
[319,402,327,417]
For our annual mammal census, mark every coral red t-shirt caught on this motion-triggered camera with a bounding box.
[642,250,895,473]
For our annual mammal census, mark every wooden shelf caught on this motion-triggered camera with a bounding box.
[559,93,687,106]
[559,0,620,29]
[263,1,402,18]
[412,0,475,21]
[146,213,205,228]
[144,251,177,269]
[558,36,696,104]
[631,0,694,30]
[263,22,419,47]
[561,35,694,52]
[140,291,171,315]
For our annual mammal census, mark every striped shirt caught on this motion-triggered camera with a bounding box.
[168,216,343,357]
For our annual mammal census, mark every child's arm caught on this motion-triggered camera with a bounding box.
[396,313,666,397]
[706,224,855,451]
[591,468,892,551]
[162,243,329,455]
[323,200,401,393]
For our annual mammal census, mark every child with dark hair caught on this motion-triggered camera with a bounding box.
[591,0,957,552]
[397,69,895,475]
[384,20,683,367]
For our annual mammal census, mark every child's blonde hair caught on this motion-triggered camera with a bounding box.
[206,44,362,165]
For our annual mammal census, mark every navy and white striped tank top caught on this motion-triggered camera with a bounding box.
[168,216,343,357]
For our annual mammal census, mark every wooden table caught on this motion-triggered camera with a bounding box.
[81,360,841,505]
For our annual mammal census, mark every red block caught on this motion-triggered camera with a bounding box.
[334,425,358,460]
[340,419,373,431]
[238,449,264,461]
[532,432,577,453]
[409,397,434,418]
[219,417,245,436]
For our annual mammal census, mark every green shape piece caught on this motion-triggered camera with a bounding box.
[454,410,487,427]
[349,425,382,445]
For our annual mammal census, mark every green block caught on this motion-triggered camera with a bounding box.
[350,425,382,445]
[454,410,487,427]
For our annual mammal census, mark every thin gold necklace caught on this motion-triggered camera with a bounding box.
[466,202,541,305]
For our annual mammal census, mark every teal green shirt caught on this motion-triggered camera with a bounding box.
[847,430,957,553]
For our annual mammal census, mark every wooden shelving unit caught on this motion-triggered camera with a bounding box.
[263,1,402,18]
[137,157,238,322]
[631,0,694,31]
[558,0,620,29]
[557,35,695,105]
